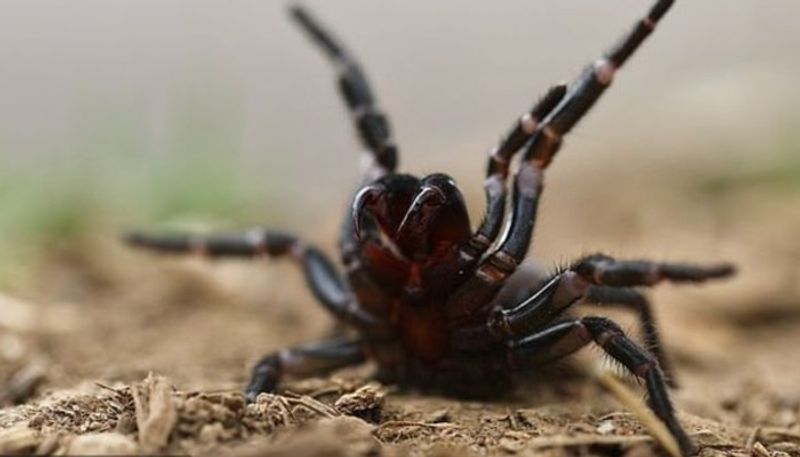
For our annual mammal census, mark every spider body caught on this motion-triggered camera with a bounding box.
[127,2,735,455]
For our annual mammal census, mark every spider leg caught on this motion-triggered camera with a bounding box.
[496,255,732,337]
[125,229,384,329]
[584,286,676,387]
[125,229,299,258]
[245,337,365,402]
[460,85,567,265]
[448,0,678,318]
[537,255,730,379]
[290,5,398,179]
[451,255,733,351]
[507,317,695,456]
[525,0,675,167]
[571,253,735,287]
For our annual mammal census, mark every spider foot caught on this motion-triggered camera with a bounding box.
[244,354,280,403]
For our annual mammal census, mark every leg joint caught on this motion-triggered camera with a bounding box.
[583,316,656,369]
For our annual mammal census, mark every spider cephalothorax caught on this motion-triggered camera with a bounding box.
[127,2,734,455]
[354,173,470,260]
[353,173,471,300]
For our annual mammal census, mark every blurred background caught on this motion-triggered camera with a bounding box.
[1,0,799,285]
[0,2,799,454]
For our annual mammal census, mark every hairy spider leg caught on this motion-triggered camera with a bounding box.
[125,229,385,329]
[451,255,733,352]
[460,85,567,266]
[447,0,677,319]
[506,316,695,456]
[584,286,677,386]
[290,5,398,180]
[486,254,734,348]
[245,337,365,402]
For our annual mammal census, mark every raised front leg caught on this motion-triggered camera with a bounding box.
[290,5,398,180]
[125,229,384,329]
[526,0,675,155]
[447,0,679,319]
[245,337,365,402]
[460,85,567,265]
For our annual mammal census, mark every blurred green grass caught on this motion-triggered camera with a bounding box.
[699,158,800,196]
[696,127,800,197]
[0,160,263,287]
[0,89,271,287]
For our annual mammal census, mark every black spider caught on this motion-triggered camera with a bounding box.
[126,2,734,455]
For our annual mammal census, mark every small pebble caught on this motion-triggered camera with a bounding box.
[597,420,616,435]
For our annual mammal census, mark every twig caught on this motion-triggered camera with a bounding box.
[506,408,519,430]
[376,420,462,431]
[285,395,340,417]
[95,382,125,394]
[597,411,635,421]
[760,427,800,443]
[745,427,761,450]
[308,386,344,398]
[595,370,682,457]
[527,434,652,450]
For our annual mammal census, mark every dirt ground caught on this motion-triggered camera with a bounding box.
[1,157,799,457]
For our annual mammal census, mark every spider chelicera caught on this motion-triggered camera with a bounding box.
[126,2,734,455]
